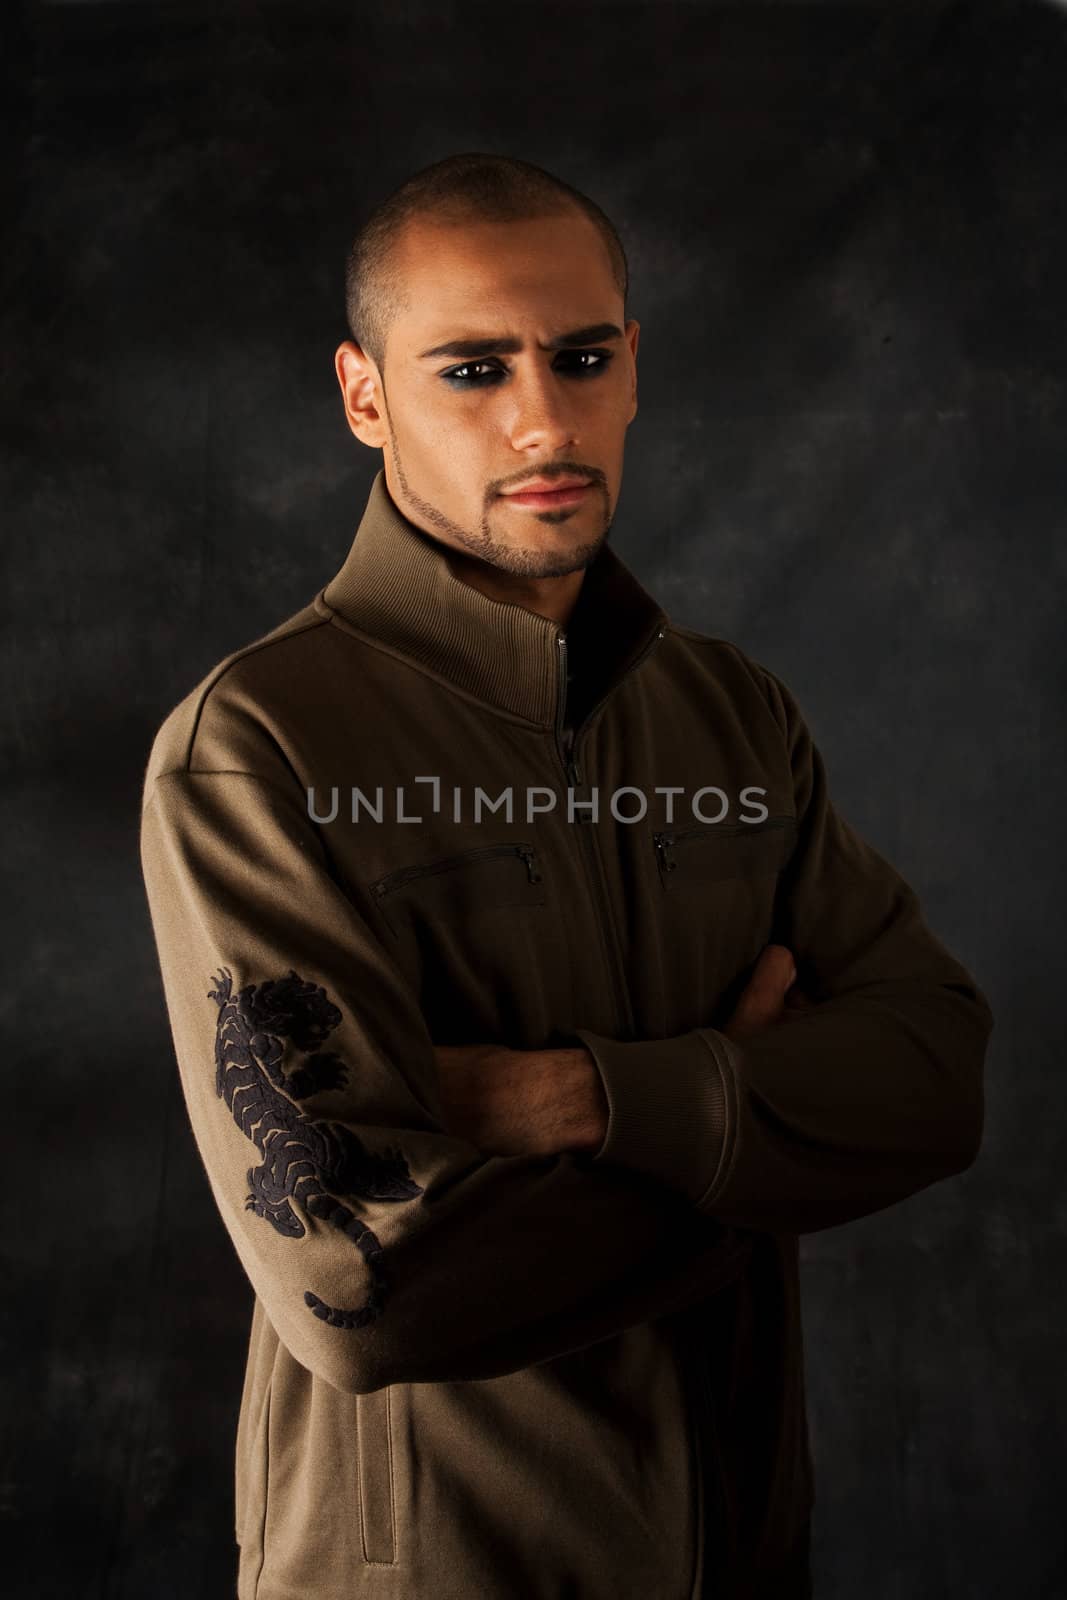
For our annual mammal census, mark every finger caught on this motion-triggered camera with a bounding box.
[722,946,799,1042]
[741,945,797,1011]
[756,943,796,979]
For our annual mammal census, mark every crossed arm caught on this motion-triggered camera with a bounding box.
[435,944,810,1158]
[142,655,992,1393]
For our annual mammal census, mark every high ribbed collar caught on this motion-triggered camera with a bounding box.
[319,468,669,728]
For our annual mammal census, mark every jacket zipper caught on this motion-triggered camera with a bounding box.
[554,622,667,1039]
[555,621,733,1591]
[653,814,796,878]
[614,693,767,1592]
[553,623,667,790]
[370,841,542,900]
[555,634,581,788]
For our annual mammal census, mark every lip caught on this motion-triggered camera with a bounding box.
[500,479,594,508]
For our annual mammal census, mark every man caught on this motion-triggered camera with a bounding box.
[140,152,993,1600]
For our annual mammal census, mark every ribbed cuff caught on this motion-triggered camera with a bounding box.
[572,1026,738,1209]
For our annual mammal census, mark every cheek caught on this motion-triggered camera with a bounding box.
[586,383,631,436]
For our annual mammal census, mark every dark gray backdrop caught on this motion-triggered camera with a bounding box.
[3,1,1063,1595]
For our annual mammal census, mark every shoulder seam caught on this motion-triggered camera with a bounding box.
[666,621,735,646]
[146,764,309,810]
[669,625,775,686]
[663,626,786,724]
[715,641,785,731]
[182,613,330,770]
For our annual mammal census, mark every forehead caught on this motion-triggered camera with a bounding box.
[388,210,619,342]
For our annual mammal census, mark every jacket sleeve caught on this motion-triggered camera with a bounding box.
[575,660,994,1234]
[140,763,756,1397]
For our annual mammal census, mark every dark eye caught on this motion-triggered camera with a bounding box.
[440,350,614,387]
[442,360,503,386]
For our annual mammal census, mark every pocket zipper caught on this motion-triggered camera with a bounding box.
[371,842,542,900]
[653,814,795,876]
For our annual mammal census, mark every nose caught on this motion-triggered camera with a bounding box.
[505,362,579,454]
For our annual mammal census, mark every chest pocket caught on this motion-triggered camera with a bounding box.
[651,814,797,890]
[368,841,552,1042]
[369,841,547,939]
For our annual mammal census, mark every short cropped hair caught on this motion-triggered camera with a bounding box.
[344,152,629,374]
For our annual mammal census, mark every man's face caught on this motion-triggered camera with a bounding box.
[337,208,639,580]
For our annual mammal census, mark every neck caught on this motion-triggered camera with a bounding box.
[320,469,668,728]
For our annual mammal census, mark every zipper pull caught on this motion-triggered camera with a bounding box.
[516,844,542,883]
[653,832,677,874]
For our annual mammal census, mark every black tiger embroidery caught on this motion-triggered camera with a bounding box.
[207,966,423,1329]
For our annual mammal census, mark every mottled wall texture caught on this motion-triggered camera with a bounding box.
[3,1,1062,1595]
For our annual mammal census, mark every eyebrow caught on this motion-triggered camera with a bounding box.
[417,322,624,361]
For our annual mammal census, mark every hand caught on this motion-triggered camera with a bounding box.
[721,943,816,1045]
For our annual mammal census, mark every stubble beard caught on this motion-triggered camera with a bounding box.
[386,428,613,579]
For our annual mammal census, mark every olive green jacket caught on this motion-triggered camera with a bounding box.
[139,468,993,1599]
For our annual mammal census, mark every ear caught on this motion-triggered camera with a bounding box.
[334,342,388,448]
[625,318,640,423]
